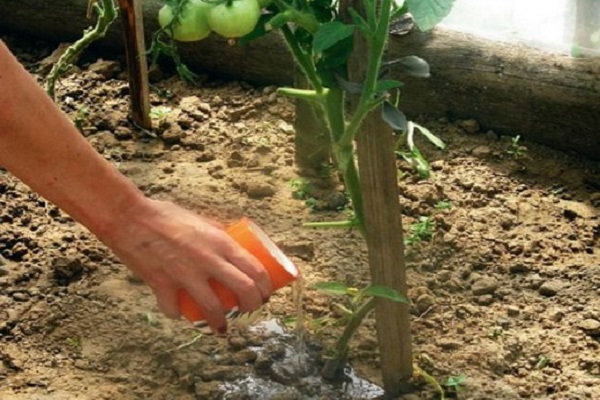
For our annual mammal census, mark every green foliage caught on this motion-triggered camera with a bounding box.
[312,22,355,54]
[148,0,198,84]
[405,216,435,246]
[406,0,455,31]
[396,121,446,179]
[444,374,467,395]
[434,200,452,210]
[507,135,527,159]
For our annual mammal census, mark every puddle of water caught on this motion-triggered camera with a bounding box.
[221,318,384,400]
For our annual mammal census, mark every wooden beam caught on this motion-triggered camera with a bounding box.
[344,1,413,396]
[117,0,151,129]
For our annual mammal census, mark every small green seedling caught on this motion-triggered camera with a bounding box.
[444,374,467,396]
[149,105,173,127]
[73,106,89,134]
[534,355,549,370]
[405,216,436,246]
[507,135,527,159]
[434,200,452,211]
[396,122,446,179]
[65,336,82,350]
[313,281,408,379]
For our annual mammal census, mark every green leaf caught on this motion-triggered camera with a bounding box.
[239,13,274,46]
[382,101,408,132]
[375,79,404,93]
[384,56,430,78]
[335,74,363,94]
[313,281,350,296]
[363,285,409,303]
[412,122,445,149]
[444,374,467,387]
[406,0,455,31]
[313,21,355,54]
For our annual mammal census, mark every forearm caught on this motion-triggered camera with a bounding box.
[0,40,145,239]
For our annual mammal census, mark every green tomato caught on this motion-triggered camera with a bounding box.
[207,0,261,39]
[158,0,213,42]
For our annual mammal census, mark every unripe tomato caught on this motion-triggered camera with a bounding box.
[207,0,261,39]
[158,0,213,42]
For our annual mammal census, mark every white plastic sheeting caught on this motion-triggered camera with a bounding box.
[439,0,599,56]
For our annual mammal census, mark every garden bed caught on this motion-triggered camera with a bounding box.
[0,35,599,399]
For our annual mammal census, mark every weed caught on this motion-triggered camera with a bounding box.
[507,135,527,159]
[444,374,467,396]
[289,178,320,209]
[150,105,172,125]
[65,336,82,350]
[73,106,89,134]
[405,216,436,246]
[434,200,452,211]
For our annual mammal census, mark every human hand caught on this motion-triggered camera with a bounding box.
[99,198,273,334]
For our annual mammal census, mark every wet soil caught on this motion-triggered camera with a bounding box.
[0,35,599,400]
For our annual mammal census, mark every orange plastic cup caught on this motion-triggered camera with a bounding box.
[177,217,300,322]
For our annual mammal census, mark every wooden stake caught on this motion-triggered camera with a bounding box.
[117,0,151,129]
[343,0,413,396]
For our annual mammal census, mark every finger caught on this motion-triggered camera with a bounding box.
[184,278,228,334]
[208,257,264,314]
[152,283,180,320]
[226,245,273,300]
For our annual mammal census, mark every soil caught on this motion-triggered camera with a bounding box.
[0,34,599,400]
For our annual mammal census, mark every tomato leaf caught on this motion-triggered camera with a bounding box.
[406,0,455,32]
[375,79,404,93]
[383,56,430,78]
[335,74,363,94]
[313,21,355,54]
[238,12,275,46]
[413,122,445,149]
[382,101,408,132]
[313,281,350,296]
[363,285,409,303]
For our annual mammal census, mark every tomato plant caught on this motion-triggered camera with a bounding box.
[158,0,213,42]
[207,0,261,39]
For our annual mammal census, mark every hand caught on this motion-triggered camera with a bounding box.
[99,198,272,334]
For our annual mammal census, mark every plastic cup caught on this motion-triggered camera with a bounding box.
[177,217,300,322]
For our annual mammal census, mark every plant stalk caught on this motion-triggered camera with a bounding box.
[321,297,376,380]
[280,24,323,92]
[46,0,118,99]
[340,0,393,146]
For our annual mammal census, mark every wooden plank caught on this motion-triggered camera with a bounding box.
[117,0,151,129]
[344,1,413,396]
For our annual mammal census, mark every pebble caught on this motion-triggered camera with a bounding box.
[472,277,499,296]
[415,293,436,314]
[538,280,563,297]
[579,319,600,337]
[475,294,494,306]
[457,119,480,134]
[12,292,30,302]
[245,182,277,199]
[506,305,520,317]
[471,145,491,157]
[231,349,257,365]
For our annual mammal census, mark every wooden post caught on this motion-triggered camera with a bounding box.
[343,1,413,396]
[117,0,152,129]
[293,71,331,173]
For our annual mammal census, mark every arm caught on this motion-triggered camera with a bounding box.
[0,40,271,333]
